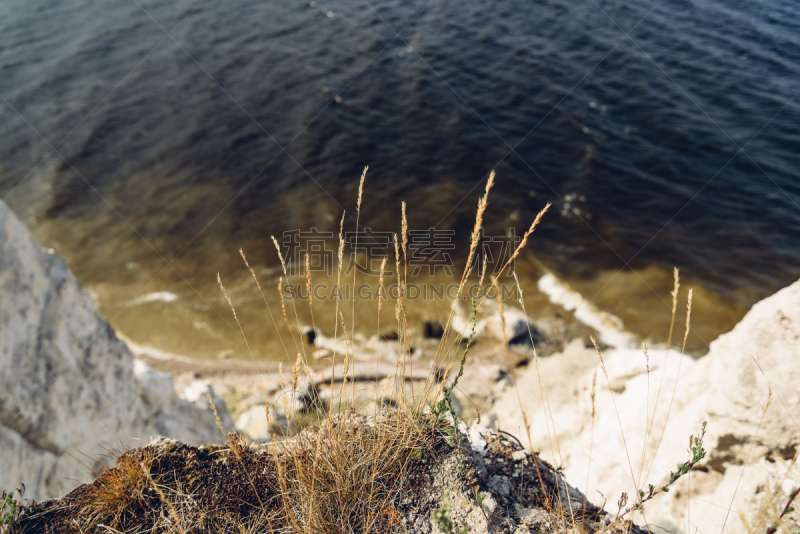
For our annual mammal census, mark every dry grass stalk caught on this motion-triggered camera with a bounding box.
[722,386,773,533]
[477,258,487,288]
[401,201,408,265]
[357,166,367,212]
[338,310,352,407]
[375,256,388,406]
[642,270,683,484]
[392,232,407,404]
[217,272,255,360]
[240,249,291,359]
[400,201,413,398]
[75,449,157,529]
[141,463,188,534]
[272,234,313,368]
[292,353,301,394]
[507,271,569,518]
[393,233,402,325]
[583,369,598,522]
[682,288,693,352]
[461,171,495,295]
[377,256,387,316]
[277,275,296,348]
[646,288,694,484]
[270,235,287,275]
[498,201,550,274]
[333,211,346,361]
[635,342,652,493]
[28,168,722,534]
[305,253,317,350]
[670,267,680,343]
[351,167,368,352]
[592,336,637,494]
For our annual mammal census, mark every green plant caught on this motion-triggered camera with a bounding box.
[424,298,497,532]
[431,496,469,534]
[428,298,477,436]
[600,421,708,532]
[1,485,25,532]
[766,485,799,534]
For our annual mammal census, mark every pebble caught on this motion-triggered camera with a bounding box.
[312,348,333,361]
[512,450,530,461]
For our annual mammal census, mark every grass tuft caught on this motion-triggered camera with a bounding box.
[18,169,788,534]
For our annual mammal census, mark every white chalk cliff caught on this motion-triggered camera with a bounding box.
[0,201,231,501]
[490,278,800,534]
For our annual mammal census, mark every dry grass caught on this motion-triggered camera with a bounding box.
[235,168,605,534]
[9,167,764,534]
[271,410,434,533]
[206,167,567,533]
[74,448,158,530]
[251,168,499,533]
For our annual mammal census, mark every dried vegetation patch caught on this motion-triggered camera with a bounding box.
[16,409,628,534]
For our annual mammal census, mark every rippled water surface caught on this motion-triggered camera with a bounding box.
[1,0,798,360]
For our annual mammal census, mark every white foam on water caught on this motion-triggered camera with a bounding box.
[121,335,197,363]
[537,272,637,349]
[128,291,180,306]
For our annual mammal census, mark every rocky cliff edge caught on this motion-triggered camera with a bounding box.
[0,201,232,501]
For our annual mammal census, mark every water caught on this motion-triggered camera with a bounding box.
[1,0,798,361]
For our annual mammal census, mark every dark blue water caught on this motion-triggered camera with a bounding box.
[1,0,798,358]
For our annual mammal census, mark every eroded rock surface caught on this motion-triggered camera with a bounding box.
[0,201,231,501]
[490,278,800,534]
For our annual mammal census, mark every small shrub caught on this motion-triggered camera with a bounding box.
[1,486,25,533]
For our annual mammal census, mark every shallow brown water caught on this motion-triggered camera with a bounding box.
[2,0,798,361]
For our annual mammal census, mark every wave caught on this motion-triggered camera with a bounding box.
[128,291,180,306]
[537,273,637,349]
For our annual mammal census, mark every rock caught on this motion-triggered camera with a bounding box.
[0,201,231,501]
[273,387,308,414]
[453,300,548,349]
[182,380,234,430]
[134,359,179,410]
[511,450,530,461]
[489,475,510,497]
[20,412,625,534]
[449,303,474,339]
[380,329,399,341]
[301,326,317,345]
[182,379,214,404]
[413,515,431,533]
[422,320,445,339]
[312,348,333,361]
[272,377,318,414]
[508,324,547,348]
[235,404,273,440]
[447,393,463,418]
[468,424,491,455]
[356,397,398,417]
[490,278,800,534]
[478,305,532,341]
